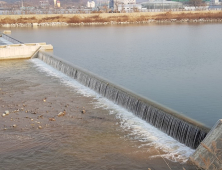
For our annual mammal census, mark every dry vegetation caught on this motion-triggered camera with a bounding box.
[1,11,222,24]
[187,138,222,170]
[65,12,222,23]
[155,11,222,20]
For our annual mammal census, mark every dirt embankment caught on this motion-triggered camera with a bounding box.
[0,11,222,25]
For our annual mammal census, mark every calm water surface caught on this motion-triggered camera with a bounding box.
[3,23,222,127]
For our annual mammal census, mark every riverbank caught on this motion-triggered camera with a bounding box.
[1,11,222,27]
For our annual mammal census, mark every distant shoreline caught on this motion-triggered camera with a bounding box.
[1,11,222,27]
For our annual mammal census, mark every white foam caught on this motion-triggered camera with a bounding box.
[31,58,195,163]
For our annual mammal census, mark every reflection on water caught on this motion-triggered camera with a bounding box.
[0,60,196,170]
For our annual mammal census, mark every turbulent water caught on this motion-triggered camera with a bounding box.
[4,23,222,127]
[36,51,208,149]
[0,59,196,170]
[32,58,195,161]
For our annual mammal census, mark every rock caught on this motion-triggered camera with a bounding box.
[38,126,42,129]
[12,124,16,128]
[81,110,86,114]
[58,110,66,117]
[49,118,55,121]
[58,112,63,117]
[38,115,43,119]
[2,113,6,117]
[5,110,9,115]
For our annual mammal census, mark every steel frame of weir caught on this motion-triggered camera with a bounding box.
[35,51,210,149]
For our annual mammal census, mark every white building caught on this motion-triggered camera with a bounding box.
[87,1,96,8]
[57,1,61,7]
[210,0,220,5]
[121,0,136,5]
[110,0,136,10]
[118,4,141,12]
[39,0,49,8]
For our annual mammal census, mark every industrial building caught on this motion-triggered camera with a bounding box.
[141,0,183,10]
[109,0,136,10]
[39,0,50,8]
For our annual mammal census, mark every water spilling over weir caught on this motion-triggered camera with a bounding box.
[36,51,209,149]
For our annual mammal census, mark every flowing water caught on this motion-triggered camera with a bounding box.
[3,23,222,128]
[0,59,196,169]
[36,51,208,149]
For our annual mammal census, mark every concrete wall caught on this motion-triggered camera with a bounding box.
[0,44,40,59]
[0,43,53,60]
[190,119,222,170]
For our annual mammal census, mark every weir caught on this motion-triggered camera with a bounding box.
[0,32,211,149]
[35,51,210,149]
[0,33,53,60]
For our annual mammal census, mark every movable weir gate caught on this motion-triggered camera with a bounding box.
[36,51,210,149]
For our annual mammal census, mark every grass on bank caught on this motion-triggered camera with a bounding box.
[1,11,222,24]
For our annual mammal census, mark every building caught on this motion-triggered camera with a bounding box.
[54,0,56,7]
[141,0,183,10]
[110,0,136,10]
[87,1,96,8]
[117,4,142,12]
[210,0,220,5]
[57,0,60,7]
[39,0,49,8]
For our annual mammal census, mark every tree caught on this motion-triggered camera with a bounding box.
[189,0,205,7]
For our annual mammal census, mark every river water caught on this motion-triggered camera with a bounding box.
[0,59,196,169]
[2,23,222,128]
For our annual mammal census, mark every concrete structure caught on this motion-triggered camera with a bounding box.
[3,30,11,34]
[0,37,12,45]
[141,0,183,10]
[110,0,136,10]
[39,0,50,9]
[87,1,96,8]
[118,4,142,12]
[210,0,220,5]
[0,43,53,60]
[57,1,61,8]
[190,119,222,170]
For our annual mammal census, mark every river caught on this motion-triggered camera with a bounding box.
[3,23,222,127]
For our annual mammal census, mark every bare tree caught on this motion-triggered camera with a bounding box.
[189,0,205,7]
[114,0,121,12]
